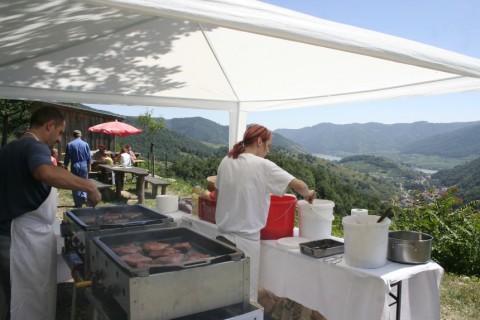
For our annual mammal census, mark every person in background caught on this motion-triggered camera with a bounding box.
[92,144,110,168]
[92,144,112,181]
[124,144,137,161]
[115,147,132,167]
[0,107,101,320]
[63,130,92,208]
[92,144,108,163]
[214,124,316,302]
[50,148,58,166]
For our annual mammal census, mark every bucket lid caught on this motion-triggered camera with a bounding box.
[297,199,335,209]
[277,237,310,250]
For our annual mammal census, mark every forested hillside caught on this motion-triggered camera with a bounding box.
[275,121,479,156]
[165,117,309,153]
[400,123,480,158]
[166,117,229,146]
[118,118,394,214]
[94,110,479,207]
[339,155,428,193]
[118,117,222,162]
[169,149,393,215]
[432,156,480,202]
[121,116,308,157]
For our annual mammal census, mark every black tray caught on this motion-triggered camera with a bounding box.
[66,204,174,231]
[92,227,245,276]
[299,239,344,258]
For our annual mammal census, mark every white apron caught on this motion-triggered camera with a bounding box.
[218,232,261,302]
[10,187,58,320]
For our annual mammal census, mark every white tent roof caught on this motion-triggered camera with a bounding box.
[1,0,480,147]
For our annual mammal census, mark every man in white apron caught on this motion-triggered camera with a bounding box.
[10,186,58,319]
[0,107,102,320]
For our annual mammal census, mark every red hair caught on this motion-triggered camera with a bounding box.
[227,124,272,159]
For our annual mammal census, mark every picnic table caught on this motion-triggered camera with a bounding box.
[97,164,149,204]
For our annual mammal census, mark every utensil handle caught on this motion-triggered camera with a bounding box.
[377,207,393,223]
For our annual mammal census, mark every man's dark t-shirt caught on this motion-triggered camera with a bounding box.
[0,137,52,235]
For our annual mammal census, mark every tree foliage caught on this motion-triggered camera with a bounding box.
[170,146,387,215]
[432,157,480,202]
[391,187,480,276]
[0,99,32,147]
[137,108,165,133]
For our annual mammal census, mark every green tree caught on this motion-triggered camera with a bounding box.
[137,108,165,133]
[0,99,32,146]
[391,187,480,276]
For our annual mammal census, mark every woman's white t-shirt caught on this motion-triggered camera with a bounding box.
[215,153,294,240]
[120,153,132,166]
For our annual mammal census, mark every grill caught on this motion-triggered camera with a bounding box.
[61,204,174,277]
[90,227,250,319]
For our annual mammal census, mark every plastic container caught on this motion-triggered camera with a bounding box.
[156,195,179,214]
[191,186,203,216]
[260,195,297,240]
[297,199,335,240]
[198,195,216,224]
[342,215,391,269]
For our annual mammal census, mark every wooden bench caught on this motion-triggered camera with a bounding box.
[88,171,100,179]
[89,179,112,199]
[144,176,170,196]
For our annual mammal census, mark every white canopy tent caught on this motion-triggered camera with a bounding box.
[1,0,480,147]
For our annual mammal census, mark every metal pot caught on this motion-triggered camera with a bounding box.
[387,231,433,264]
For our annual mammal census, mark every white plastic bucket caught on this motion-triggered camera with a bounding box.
[156,195,179,214]
[297,199,335,240]
[342,215,391,268]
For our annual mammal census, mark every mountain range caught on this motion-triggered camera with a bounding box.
[275,121,480,158]
[83,103,480,201]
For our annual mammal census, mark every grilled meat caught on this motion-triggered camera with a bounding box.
[150,252,185,265]
[120,252,152,267]
[148,247,179,258]
[142,241,170,252]
[185,252,211,261]
[171,242,192,252]
[112,243,142,256]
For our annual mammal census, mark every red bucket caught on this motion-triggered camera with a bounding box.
[260,195,297,240]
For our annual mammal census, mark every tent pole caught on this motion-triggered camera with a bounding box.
[228,107,248,149]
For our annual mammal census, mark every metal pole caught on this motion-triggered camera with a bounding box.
[165,154,168,177]
[150,143,155,177]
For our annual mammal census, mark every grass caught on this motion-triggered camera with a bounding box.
[56,180,480,320]
[440,273,480,320]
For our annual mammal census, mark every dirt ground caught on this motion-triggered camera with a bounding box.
[56,282,89,320]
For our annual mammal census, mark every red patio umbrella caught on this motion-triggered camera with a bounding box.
[88,120,142,154]
[88,119,142,137]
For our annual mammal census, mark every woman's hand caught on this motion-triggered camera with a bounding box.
[304,190,316,203]
[289,178,316,203]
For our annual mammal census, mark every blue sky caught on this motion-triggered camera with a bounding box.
[89,0,480,130]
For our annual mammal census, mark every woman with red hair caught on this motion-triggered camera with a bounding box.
[214,124,315,302]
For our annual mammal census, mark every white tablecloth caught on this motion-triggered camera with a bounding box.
[260,239,443,320]
[174,212,444,320]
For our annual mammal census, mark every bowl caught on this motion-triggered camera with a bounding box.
[206,176,217,192]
